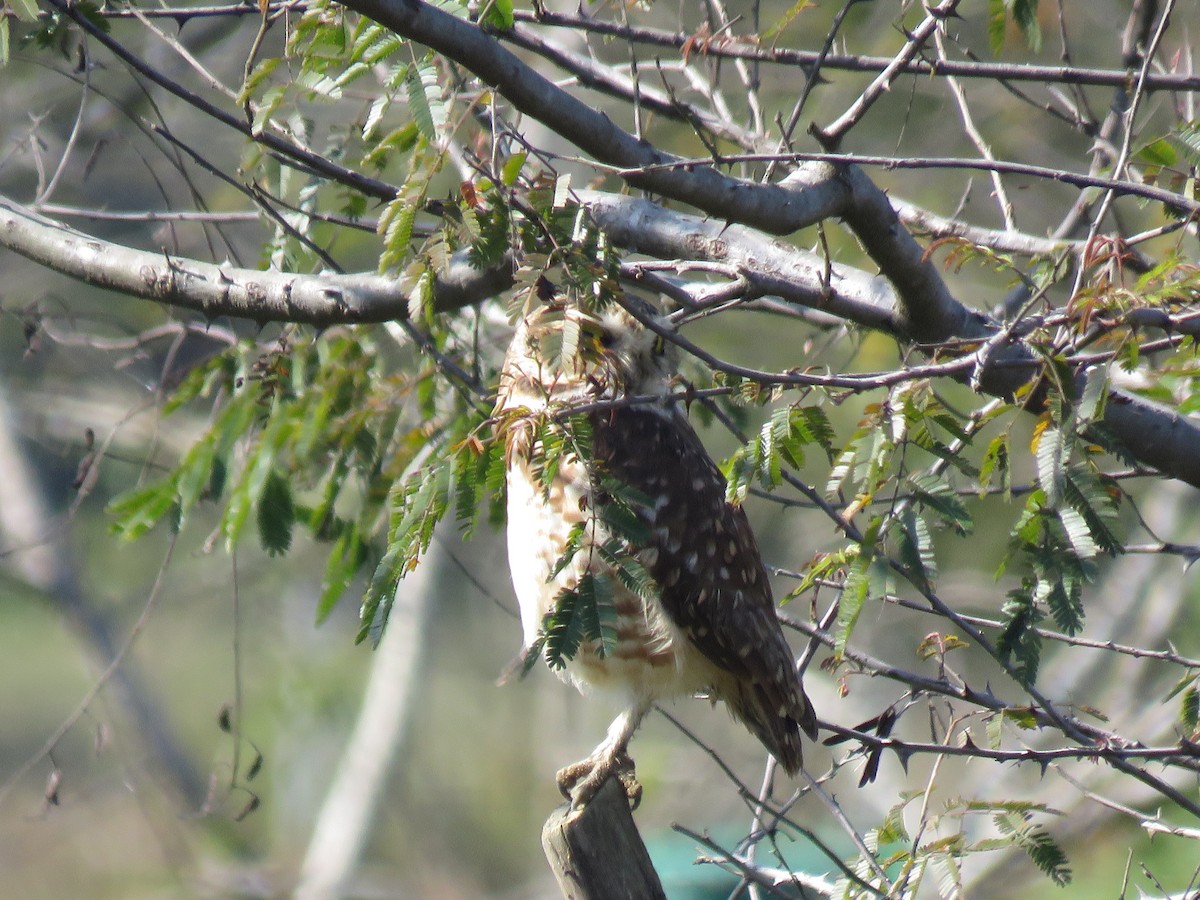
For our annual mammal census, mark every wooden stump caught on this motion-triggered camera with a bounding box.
[541,777,667,900]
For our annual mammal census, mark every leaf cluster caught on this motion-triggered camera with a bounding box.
[518,417,660,672]
[997,380,1123,682]
[819,383,982,649]
[838,794,1069,898]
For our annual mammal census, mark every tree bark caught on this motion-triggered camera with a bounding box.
[541,778,667,900]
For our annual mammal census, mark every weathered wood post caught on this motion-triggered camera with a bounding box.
[541,778,667,899]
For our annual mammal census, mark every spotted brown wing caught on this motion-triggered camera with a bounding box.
[589,404,818,770]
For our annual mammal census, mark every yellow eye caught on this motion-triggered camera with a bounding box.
[652,335,667,355]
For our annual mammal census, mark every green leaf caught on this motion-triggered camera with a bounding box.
[1004,707,1038,730]
[359,543,402,646]
[10,0,39,24]
[1056,505,1097,560]
[1181,686,1199,733]
[979,433,1011,499]
[596,476,653,546]
[1176,686,1195,734]
[1034,425,1066,508]
[986,712,1004,750]
[1178,123,1200,166]
[1062,472,1122,556]
[876,800,912,845]
[223,405,289,549]
[784,547,857,604]
[316,527,366,624]
[1076,365,1108,424]
[997,584,1042,683]
[296,69,344,100]
[239,57,282,105]
[762,0,815,42]
[995,812,1071,886]
[988,0,1041,54]
[381,204,418,273]
[552,173,572,209]
[363,121,419,168]
[987,0,1008,54]
[107,481,180,541]
[162,353,234,415]
[834,551,872,655]
[480,0,514,29]
[251,85,288,136]
[175,435,218,522]
[1136,137,1179,169]
[793,405,836,455]
[550,521,588,580]
[929,852,963,900]
[909,474,973,535]
[453,440,491,538]
[541,573,616,667]
[1011,0,1042,52]
[1042,568,1084,635]
[257,470,295,556]
[500,152,527,187]
[1165,671,1200,702]
[361,33,403,66]
[177,387,257,518]
[406,58,445,141]
[484,441,508,527]
[896,507,936,588]
[598,538,658,604]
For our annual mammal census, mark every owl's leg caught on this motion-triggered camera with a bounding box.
[557,705,648,810]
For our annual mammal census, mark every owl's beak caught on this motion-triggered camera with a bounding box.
[563,308,611,354]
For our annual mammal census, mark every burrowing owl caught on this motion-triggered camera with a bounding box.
[496,294,817,806]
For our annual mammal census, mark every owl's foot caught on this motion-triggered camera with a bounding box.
[557,749,642,811]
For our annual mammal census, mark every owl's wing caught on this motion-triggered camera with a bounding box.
[590,404,818,767]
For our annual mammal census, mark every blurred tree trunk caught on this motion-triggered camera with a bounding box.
[0,383,207,807]
[293,537,438,898]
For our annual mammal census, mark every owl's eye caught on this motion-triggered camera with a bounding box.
[597,330,617,349]
[652,335,667,355]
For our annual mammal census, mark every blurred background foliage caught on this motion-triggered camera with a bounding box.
[1,0,1199,897]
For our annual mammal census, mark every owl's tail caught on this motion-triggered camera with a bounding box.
[726,677,818,776]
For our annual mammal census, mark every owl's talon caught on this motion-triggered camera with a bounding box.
[555,759,590,801]
[616,763,643,810]
[557,750,641,811]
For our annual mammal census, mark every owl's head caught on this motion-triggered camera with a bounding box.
[505,292,675,402]
[577,301,674,396]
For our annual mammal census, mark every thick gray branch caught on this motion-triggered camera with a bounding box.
[340,0,844,235]
[7,182,1199,487]
[0,195,508,325]
[582,186,1200,490]
[580,190,900,333]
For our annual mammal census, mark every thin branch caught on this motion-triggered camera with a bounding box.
[0,531,181,808]
[813,0,965,149]
[513,8,1200,93]
[45,0,398,203]
[341,0,849,235]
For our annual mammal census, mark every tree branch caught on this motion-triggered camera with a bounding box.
[0,194,508,325]
[340,0,846,235]
[512,8,1200,94]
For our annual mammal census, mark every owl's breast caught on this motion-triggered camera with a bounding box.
[504,452,716,704]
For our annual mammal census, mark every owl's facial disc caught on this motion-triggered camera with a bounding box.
[571,305,673,395]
